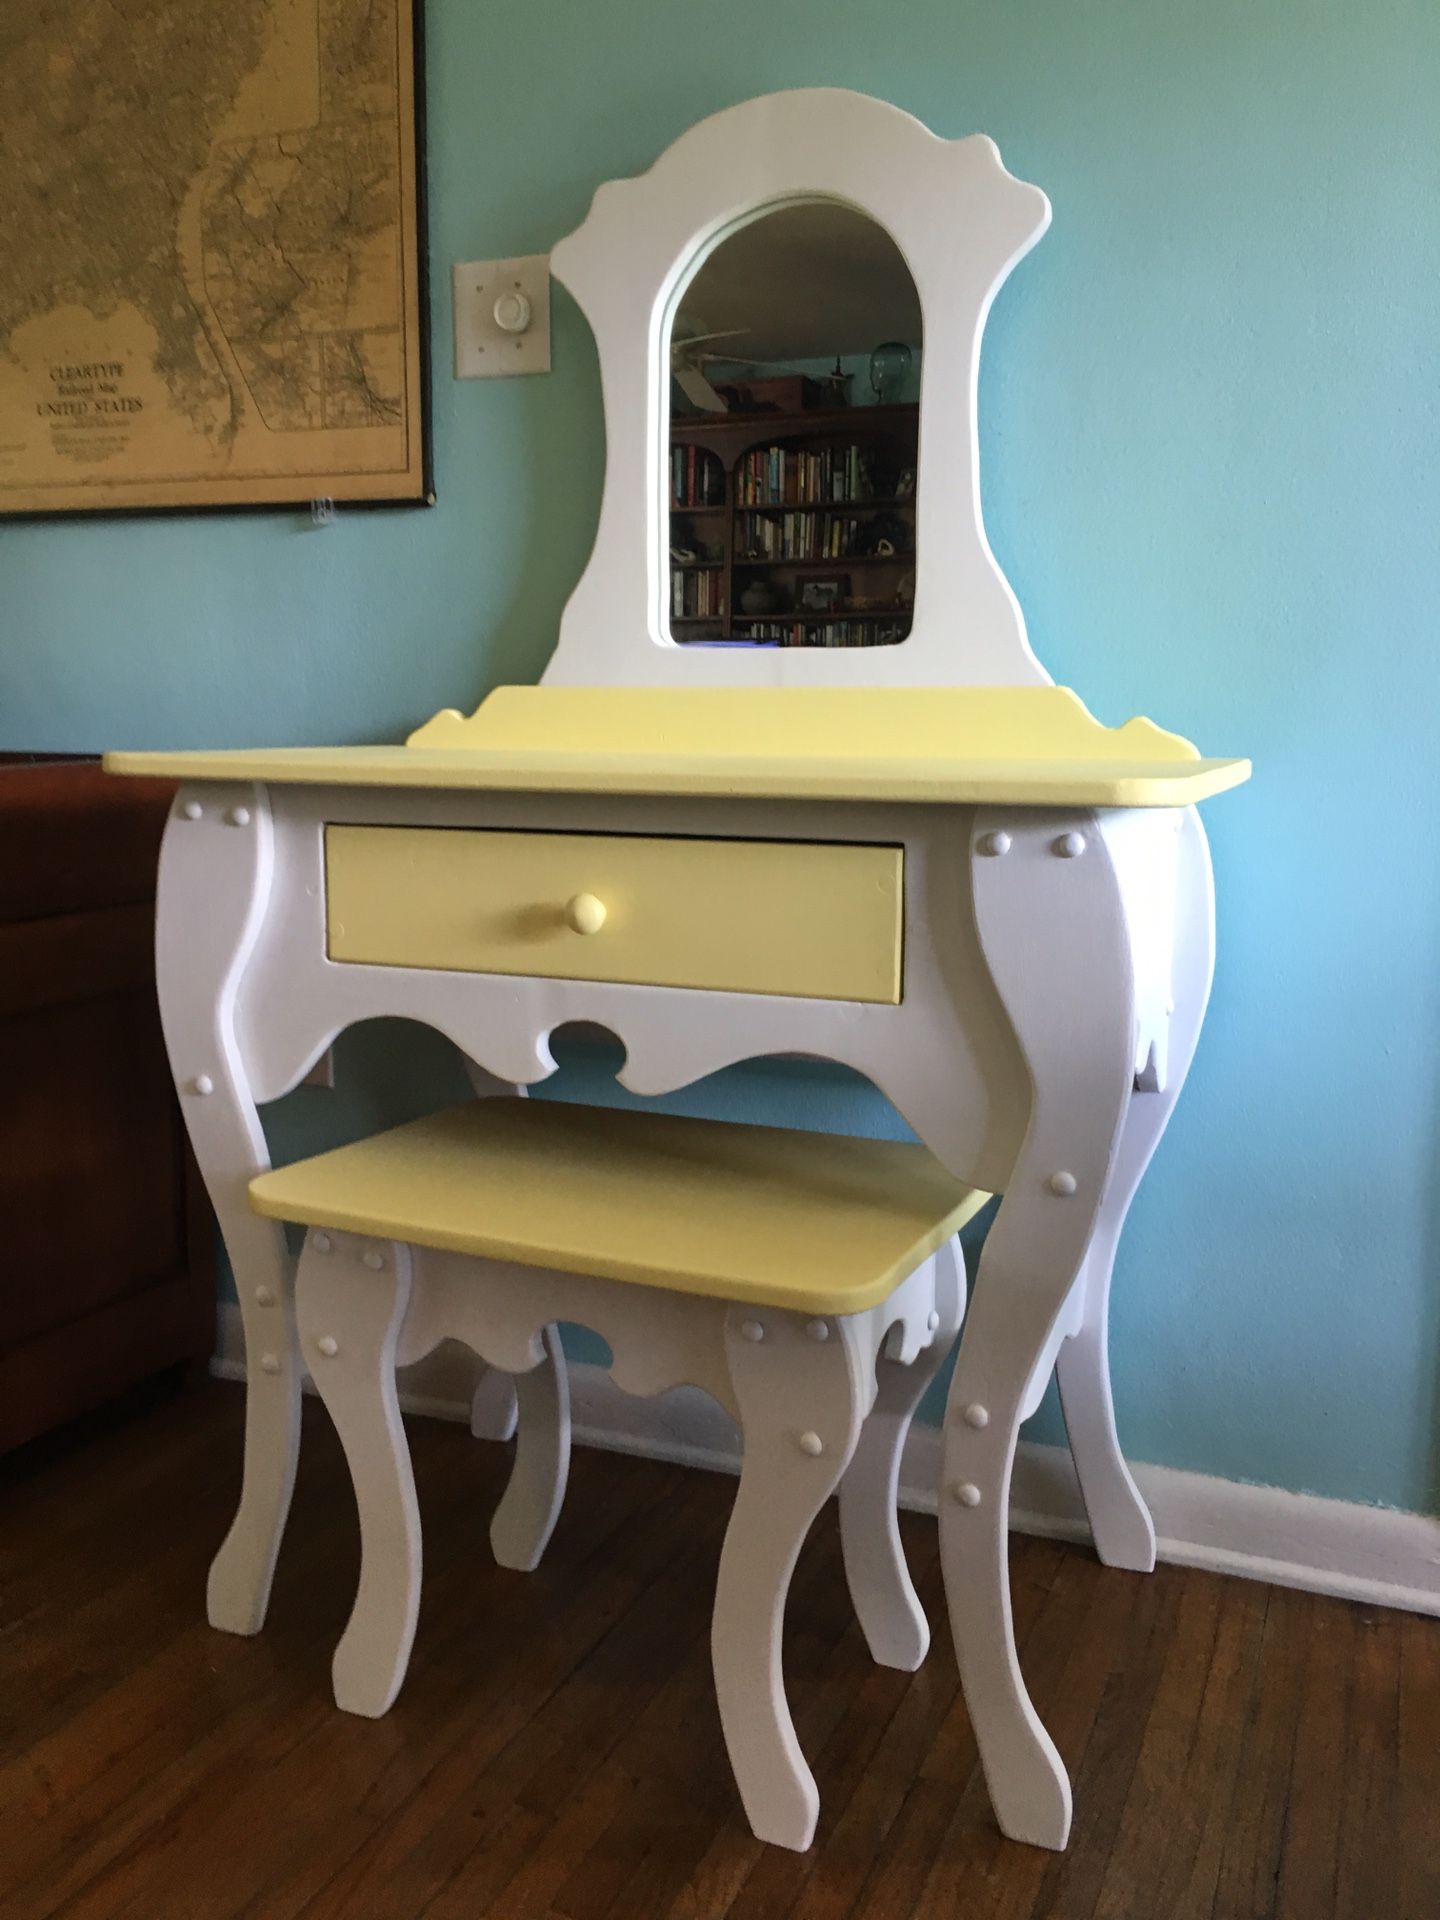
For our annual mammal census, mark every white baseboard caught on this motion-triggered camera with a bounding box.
[215,1304,1440,1619]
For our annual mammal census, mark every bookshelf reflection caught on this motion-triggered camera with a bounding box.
[667,202,921,648]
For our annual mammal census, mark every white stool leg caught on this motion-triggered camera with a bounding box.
[296,1232,420,1719]
[713,1308,867,1852]
[839,1239,966,1671]
[470,1368,520,1442]
[456,1055,524,1448]
[490,1324,570,1571]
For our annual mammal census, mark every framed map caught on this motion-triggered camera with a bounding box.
[0,0,432,517]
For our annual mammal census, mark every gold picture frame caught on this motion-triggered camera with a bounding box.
[0,0,432,518]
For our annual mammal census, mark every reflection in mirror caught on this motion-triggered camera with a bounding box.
[667,201,921,649]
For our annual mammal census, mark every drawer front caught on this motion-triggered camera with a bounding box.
[325,826,903,1003]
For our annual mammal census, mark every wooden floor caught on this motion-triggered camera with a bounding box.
[3,1380,1438,1920]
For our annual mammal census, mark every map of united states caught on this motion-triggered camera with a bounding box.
[0,0,420,509]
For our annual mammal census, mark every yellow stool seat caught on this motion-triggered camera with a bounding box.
[249,1097,988,1315]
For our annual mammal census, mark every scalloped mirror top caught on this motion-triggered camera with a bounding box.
[539,88,1058,689]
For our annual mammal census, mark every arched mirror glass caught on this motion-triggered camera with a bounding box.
[666,201,921,649]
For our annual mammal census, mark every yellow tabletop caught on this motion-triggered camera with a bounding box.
[249,1097,989,1315]
[106,685,1250,808]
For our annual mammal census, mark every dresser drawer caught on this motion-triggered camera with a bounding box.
[325,826,903,1003]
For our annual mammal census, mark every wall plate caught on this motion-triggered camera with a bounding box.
[453,255,551,378]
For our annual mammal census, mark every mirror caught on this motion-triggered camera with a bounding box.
[666,202,922,649]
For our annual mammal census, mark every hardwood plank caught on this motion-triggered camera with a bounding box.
[137,1451,700,1920]
[947,1551,1158,1920]
[1273,1593,1352,1920]
[1153,1574,1270,1920]
[1089,1569,1229,1920]
[1397,1608,1440,1920]
[1208,1584,1312,1920]
[0,1392,239,1753]
[11,1409,586,1914]
[788,1662,959,1920]
[0,1503,352,1901]
[887,1538,1091,1920]
[1334,1608,1401,1920]
[818,1537,1066,1920]
[843,1777,961,1920]
[1,1381,1433,1920]
[655,1509,896,1920]
[1002,1552,1180,1920]
[3,1406,483,1919]
[550,1641,730,1920]
[310,1478,719,1920]
[596,1511,886,1920]
[459,1468,874,1920]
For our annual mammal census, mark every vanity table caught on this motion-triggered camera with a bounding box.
[107,90,1249,1852]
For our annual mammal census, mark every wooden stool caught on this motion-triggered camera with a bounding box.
[250,1098,985,1851]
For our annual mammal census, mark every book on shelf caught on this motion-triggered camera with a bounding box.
[670,445,724,508]
[667,403,917,649]
[734,443,876,507]
[733,510,912,563]
[670,566,722,620]
[731,617,912,648]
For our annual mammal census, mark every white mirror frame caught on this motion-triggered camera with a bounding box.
[545,89,1052,690]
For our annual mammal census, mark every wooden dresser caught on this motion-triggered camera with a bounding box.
[0,756,214,1450]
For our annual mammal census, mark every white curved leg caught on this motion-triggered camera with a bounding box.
[457,1055,525,1443]
[1054,1258,1155,1571]
[490,1324,571,1571]
[714,1308,868,1851]
[155,783,301,1637]
[1056,809,1215,1572]
[938,808,1138,1852]
[469,1367,520,1442]
[840,1240,966,1671]
[296,1233,420,1719]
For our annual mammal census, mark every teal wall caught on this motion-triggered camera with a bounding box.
[4,0,1439,1512]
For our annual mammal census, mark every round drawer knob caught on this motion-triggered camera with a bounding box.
[564,892,607,935]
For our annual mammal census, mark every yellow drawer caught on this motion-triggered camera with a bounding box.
[325,826,903,1003]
